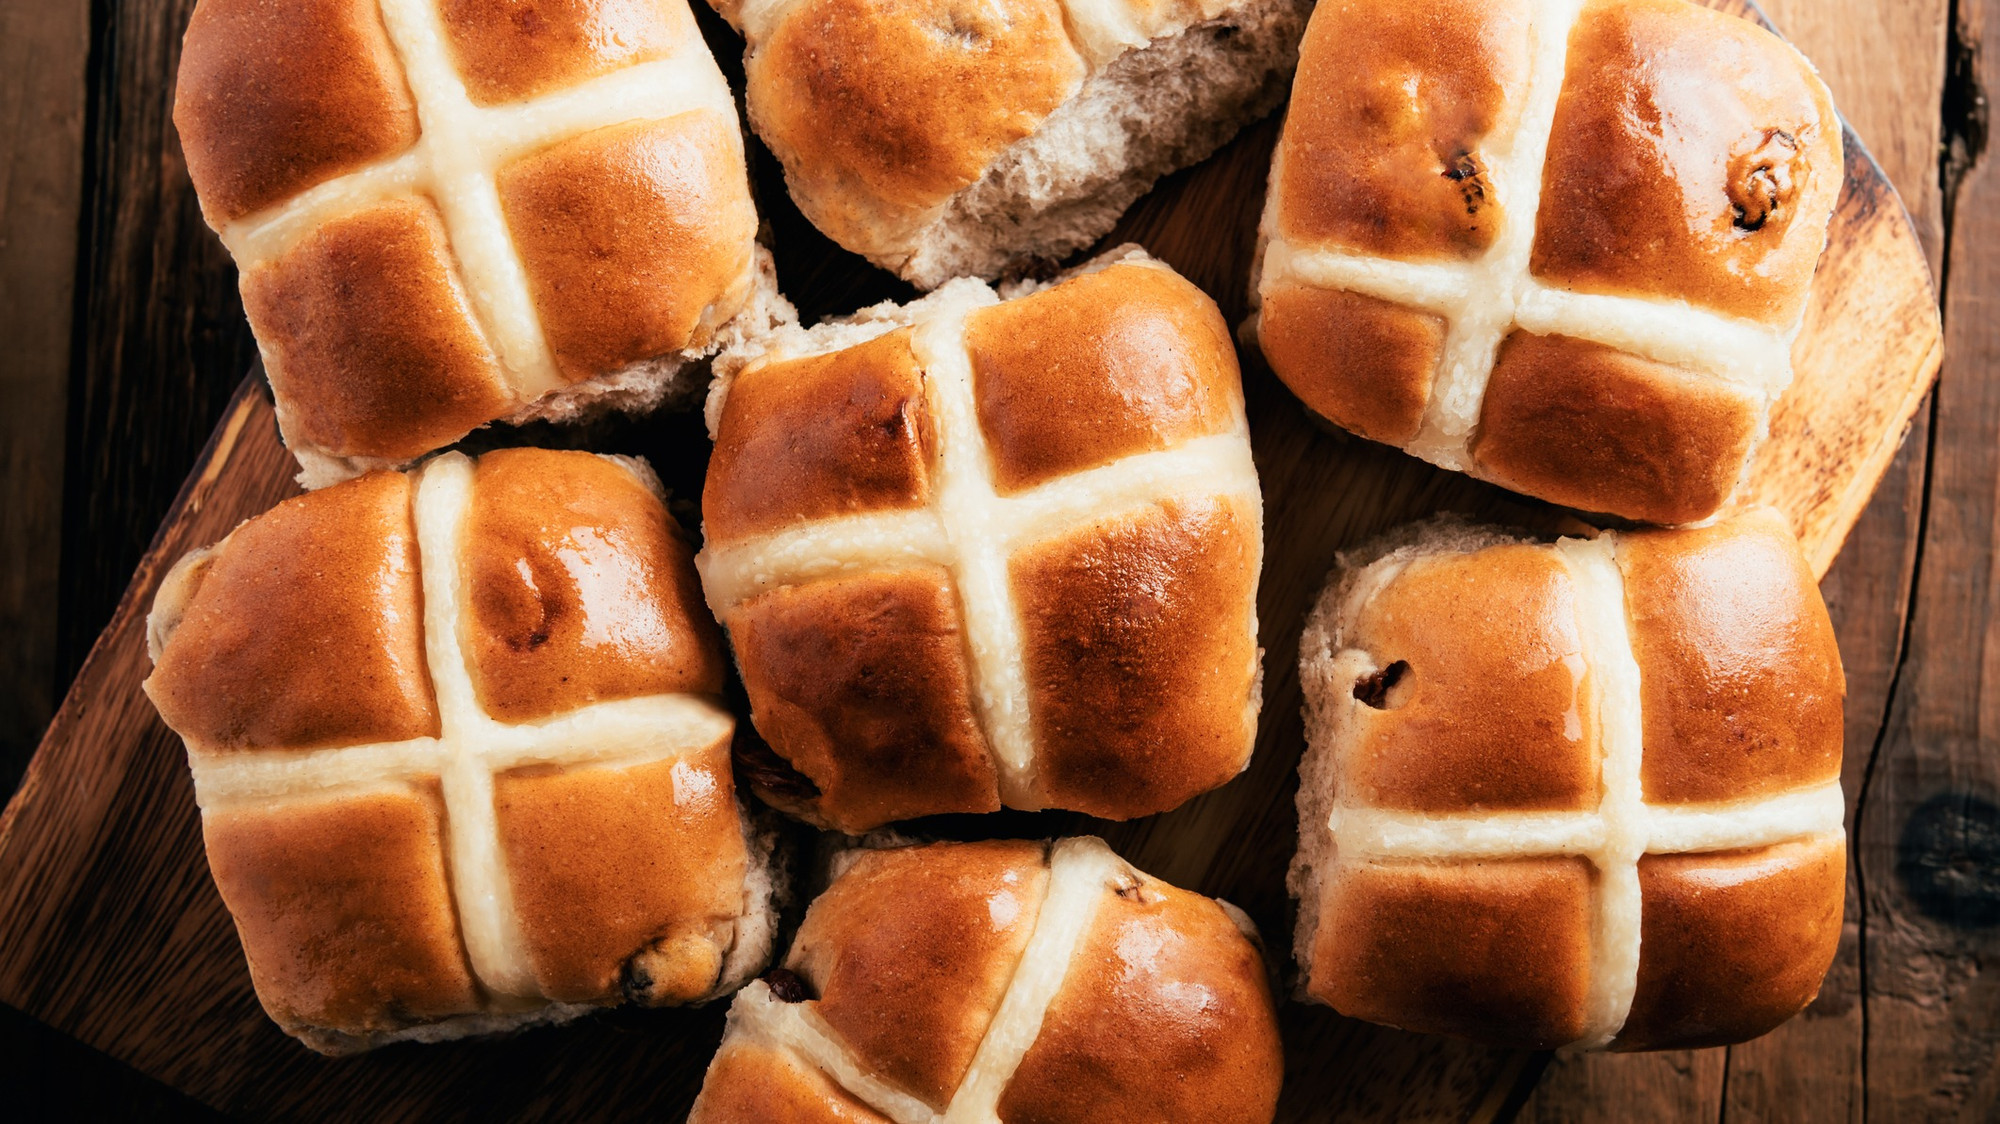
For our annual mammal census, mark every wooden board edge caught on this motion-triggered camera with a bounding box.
[0,373,269,861]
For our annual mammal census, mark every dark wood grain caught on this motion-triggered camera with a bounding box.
[0,0,1963,1119]
[0,0,88,796]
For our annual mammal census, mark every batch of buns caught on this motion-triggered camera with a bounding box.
[146,0,1849,1115]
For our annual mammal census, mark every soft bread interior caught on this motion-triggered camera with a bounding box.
[897,0,1308,288]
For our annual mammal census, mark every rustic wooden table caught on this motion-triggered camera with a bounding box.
[0,0,1992,1119]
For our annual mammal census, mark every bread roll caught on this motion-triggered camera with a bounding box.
[174,0,792,488]
[1249,0,1843,524]
[1289,507,1846,1050]
[706,0,1309,287]
[142,448,780,1053]
[689,837,1284,1123]
[698,248,1264,832]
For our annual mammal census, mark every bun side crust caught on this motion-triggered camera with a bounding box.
[1616,837,1845,1050]
[1532,0,1845,326]
[1274,0,1532,257]
[997,871,1285,1124]
[175,0,420,224]
[1616,509,1846,803]
[144,471,439,751]
[1256,284,1444,447]
[1470,331,1763,525]
[790,840,1050,1108]
[965,262,1243,493]
[438,0,696,105]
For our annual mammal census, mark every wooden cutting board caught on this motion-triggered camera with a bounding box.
[0,1,1941,1119]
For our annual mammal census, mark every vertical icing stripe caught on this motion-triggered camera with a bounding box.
[910,292,1045,809]
[1406,0,1588,467]
[414,453,543,998]
[1554,534,1647,1050]
[941,838,1124,1123]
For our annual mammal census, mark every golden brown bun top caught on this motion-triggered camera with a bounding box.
[790,840,1049,1107]
[700,256,1262,830]
[1274,0,1532,257]
[1341,541,1600,811]
[965,262,1244,493]
[147,448,727,751]
[145,470,439,752]
[709,259,1243,538]
[1260,0,1841,525]
[704,328,936,543]
[176,0,421,225]
[1296,509,1846,1051]
[1532,0,1843,326]
[463,448,725,723]
[1616,507,1845,803]
[996,859,1284,1123]
[178,0,762,472]
[439,0,696,105]
[746,0,1084,211]
[708,838,1282,1121]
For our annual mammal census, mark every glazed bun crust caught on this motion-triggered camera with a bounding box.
[146,470,440,752]
[1470,332,1764,526]
[1533,0,1843,327]
[242,199,518,463]
[1273,0,1530,257]
[176,0,775,482]
[964,261,1240,493]
[1338,541,1598,812]
[700,252,1262,832]
[1291,509,1846,1051]
[1309,856,1596,1050]
[1254,284,1444,446]
[437,0,698,106]
[144,449,778,1053]
[461,448,724,722]
[750,0,1084,210]
[175,0,420,224]
[1254,0,1843,524]
[1617,508,1846,804]
[689,838,1283,1124]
